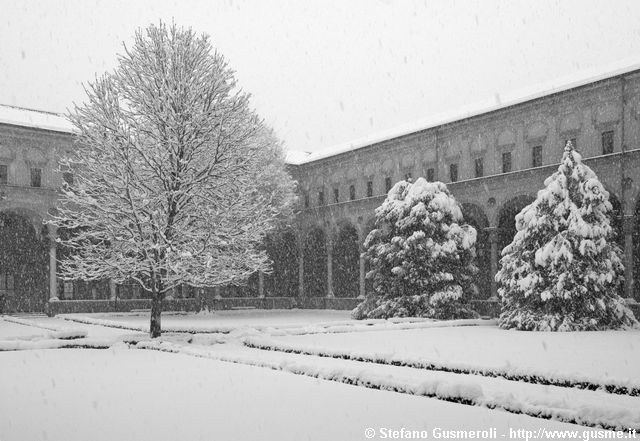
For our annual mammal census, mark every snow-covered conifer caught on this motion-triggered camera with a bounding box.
[497,141,638,331]
[52,23,296,337]
[353,178,478,319]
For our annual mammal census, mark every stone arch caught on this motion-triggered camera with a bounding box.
[525,121,548,142]
[461,203,491,299]
[470,133,489,153]
[303,226,327,297]
[332,220,359,297]
[559,112,582,134]
[0,210,48,312]
[264,227,299,297]
[496,128,516,148]
[497,195,535,254]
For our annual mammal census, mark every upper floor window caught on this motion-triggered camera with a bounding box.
[532,145,542,168]
[333,188,339,204]
[318,191,324,206]
[385,177,392,193]
[601,130,614,155]
[0,164,7,185]
[366,181,373,197]
[474,158,483,178]
[426,168,435,182]
[349,184,356,201]
[62,172,74,187]
[30,168,42,187]
[502,152,512,174]
[449,164,458,182]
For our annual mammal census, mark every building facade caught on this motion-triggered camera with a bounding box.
[288,68,640,305]
[2,66,640,313]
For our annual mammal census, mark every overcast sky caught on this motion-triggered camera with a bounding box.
[2,0,640,153]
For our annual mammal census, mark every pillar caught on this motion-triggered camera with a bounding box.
[358,227,366,299]
[258,270,265,298]
[623,214,636,301]
[109,279,117,301]
[326,231,334,298]
[485,226,499,300]
[48,225,58,301]
[298,234,304,297]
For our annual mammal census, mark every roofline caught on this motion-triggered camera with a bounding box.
[0,120,74,136]
[0,104,74,135]
[289,62,640,166]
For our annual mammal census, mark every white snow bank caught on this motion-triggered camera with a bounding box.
[0,348,585,441]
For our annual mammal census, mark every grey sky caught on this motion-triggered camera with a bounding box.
[2,0,640,153]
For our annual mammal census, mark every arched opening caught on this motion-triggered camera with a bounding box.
[0,211,48,312]
[264,228,299,297]
[461,203,490,299]
[332,222,359,297]
[55,226,116,300]
[497,195,535,255]
[303,227,327,297]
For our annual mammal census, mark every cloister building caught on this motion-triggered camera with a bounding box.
[2,63,640,313]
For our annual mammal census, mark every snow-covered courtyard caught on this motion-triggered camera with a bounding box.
[1,310,639,440]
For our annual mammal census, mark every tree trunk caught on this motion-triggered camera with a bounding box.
[150,276,162,338]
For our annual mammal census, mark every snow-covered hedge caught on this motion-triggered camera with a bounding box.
[242,335,640,397]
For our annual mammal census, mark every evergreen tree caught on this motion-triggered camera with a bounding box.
[353,178,478,319]
[497,141,638,331]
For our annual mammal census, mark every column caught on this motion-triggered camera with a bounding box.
[258,270,265,298]
[109,279,117,301]
[298,234,305,297]
[48,225,58,301]
[358,227,366,299]
[485,226,499,301]
[326,231,334,298]
[623,215,636,301]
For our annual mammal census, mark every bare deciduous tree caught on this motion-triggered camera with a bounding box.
[53,23,296,337]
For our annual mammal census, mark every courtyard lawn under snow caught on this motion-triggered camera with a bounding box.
[248,325,640,391]
[2,310,640,439]
[0,348,588,441]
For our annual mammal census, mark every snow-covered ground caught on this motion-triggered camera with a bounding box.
[0,348,589,441]
[60,309,355,333]
[1,310,638,439]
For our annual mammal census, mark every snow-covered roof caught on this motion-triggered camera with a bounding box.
[287,57,640,165]
[0,104,74,134]
[284,149,313,164]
